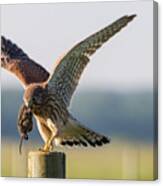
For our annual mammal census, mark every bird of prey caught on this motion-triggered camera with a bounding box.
[1,15,136,153]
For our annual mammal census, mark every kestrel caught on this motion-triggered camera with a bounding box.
[1,15,136,153]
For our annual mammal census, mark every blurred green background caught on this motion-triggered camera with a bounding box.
[1,88,157,180]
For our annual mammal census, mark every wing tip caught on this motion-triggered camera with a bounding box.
[128,14,137,21]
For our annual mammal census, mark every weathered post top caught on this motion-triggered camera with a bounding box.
[28,151,66,178]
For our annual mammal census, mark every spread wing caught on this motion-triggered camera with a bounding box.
[1,36,50,88]
[47,15,136,106]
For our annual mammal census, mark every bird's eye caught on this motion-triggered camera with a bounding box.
[32,97,36,102]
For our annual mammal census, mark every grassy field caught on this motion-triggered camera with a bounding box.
[1,139,156,180]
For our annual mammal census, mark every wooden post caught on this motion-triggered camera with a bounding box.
[28,151,66,178]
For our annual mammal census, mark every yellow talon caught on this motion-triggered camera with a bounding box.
[38,141,53,152]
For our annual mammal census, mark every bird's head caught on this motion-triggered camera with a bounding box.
[23,84,47,109]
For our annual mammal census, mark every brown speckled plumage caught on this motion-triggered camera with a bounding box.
[1,15,136,152]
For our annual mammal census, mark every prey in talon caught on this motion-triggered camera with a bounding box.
[17,104,33,154]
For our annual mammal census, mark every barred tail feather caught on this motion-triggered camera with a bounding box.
[57,116,110,147]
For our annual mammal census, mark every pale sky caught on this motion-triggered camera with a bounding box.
[1,1,153,91]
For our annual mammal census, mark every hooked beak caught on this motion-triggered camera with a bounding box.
[25,99,32,108]
[28,99,33,108]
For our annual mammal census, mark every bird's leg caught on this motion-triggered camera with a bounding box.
[42,132,55,152]
[41,119,58,152]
